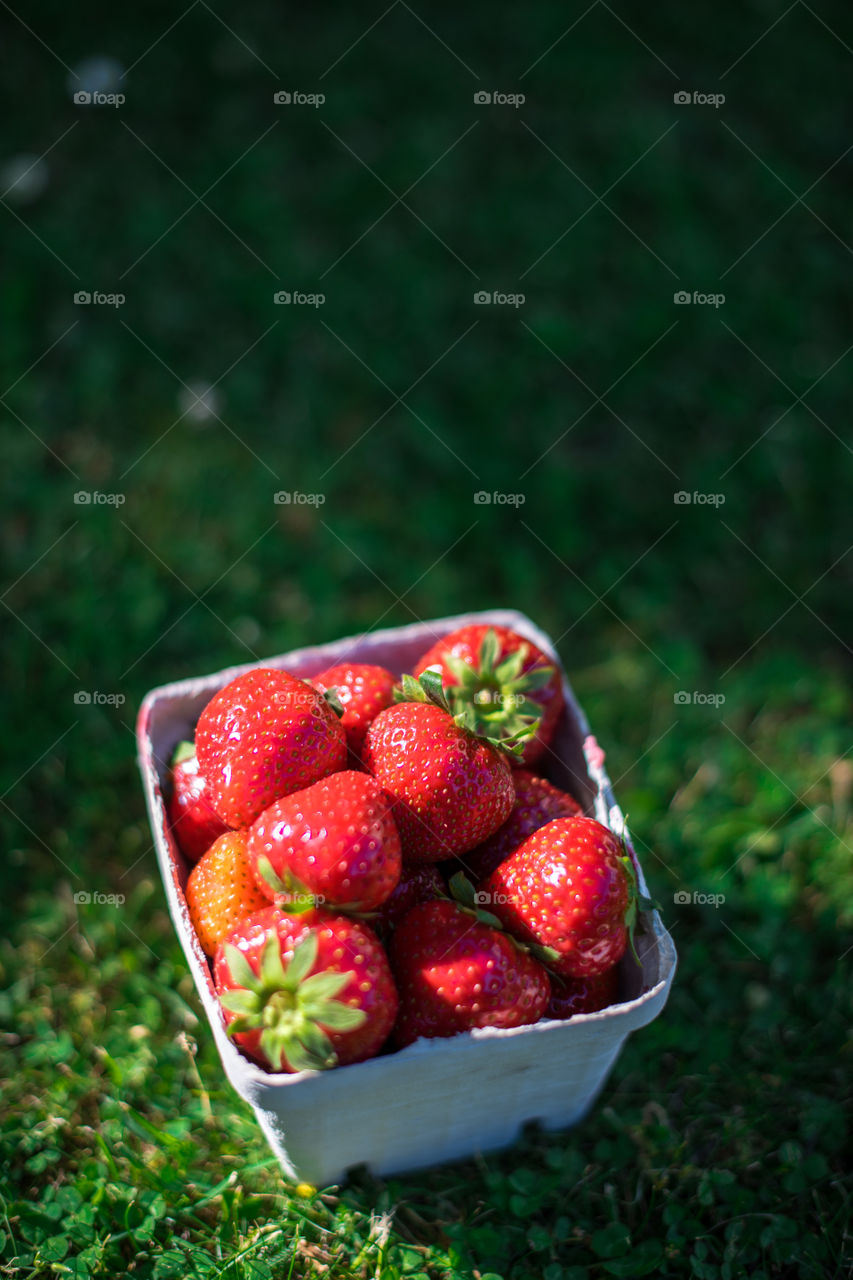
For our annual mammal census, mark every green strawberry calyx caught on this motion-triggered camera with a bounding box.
[447,871,562,964]
[619,835,660,967]
[219,932,366,1072]
[255,856,375,919]
[171,740,197,767]
[394,646,543,758]
[447,870,505,929]
[255,856,325,916]
[429,628,552,754]
[319,687,345,719]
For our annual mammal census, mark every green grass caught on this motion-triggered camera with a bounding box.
[2,0,852,1275]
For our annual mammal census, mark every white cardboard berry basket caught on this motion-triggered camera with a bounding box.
[137,609,677,1186]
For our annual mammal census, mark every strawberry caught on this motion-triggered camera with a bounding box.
[414,625,564,767]
[546,965,620,1019]
[390,899,550,1046]
[482,816,633,978]
[195,667,347,828]
[214,905,398,1072]
[311,663,396,761]
[374,861,445,935]
[460,769,582,881]
[166,741,230,862]
[248,770,402,912]
[361,674,515,862]
[186,829,268,958]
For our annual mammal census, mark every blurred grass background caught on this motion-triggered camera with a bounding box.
[1,1,851,1277]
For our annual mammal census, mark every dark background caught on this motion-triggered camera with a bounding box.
[1,3,851,1277]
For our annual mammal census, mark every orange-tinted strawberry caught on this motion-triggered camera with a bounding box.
[248,770,401,912]
[166,741,230,863]
[214,906,398,1072]
[311,663,396,761]
[390,899,550,1046]
[482,816,631,978]
[195,667,347,827]
[186,830,268,958]
[461,769,582,881]
[414,625,564,767]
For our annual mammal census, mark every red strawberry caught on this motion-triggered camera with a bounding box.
[215,905,398,1072]
[461,769,582,881]
[374,862,445,935]
[186,829,268,958]
[248,770,402,912]
[361,678,514,862]
[311,663,396,760]
[482,816,632,978]
[195,667,347,828]
[167,741,230,862]
[546,966,620,1019]
[414,625,564,767]
[390,899,550,1047]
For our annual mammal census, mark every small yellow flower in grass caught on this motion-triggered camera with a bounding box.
[295,1182,315,1198]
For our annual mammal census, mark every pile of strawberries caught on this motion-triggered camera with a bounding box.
[166,624,646,1075]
